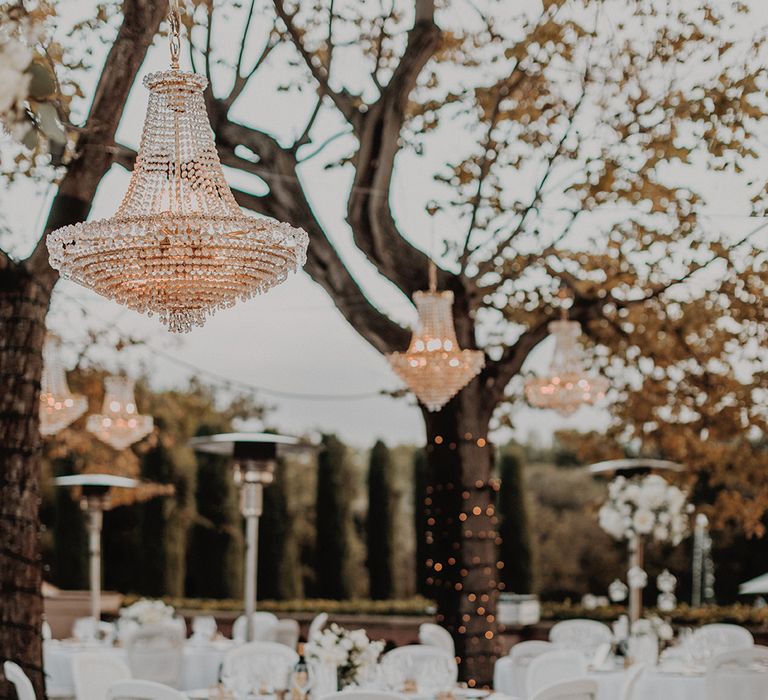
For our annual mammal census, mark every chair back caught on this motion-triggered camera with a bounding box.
[527,650,587,699]
[107,679,186,700]
[274,619,300,650]
[3,661,35,700]
[72,617,117,644]
[231,612,279,643]
[73,652,132,700]
[307,613,328,642]
[549,620,612,659]
[695,624,754,656]
[705,646,768,700]
[508,641,554,699]
[418,624,455,656]
[124,623,184,688]
[619,663,645,700]
[381,645,458,693]
[532,679,597,700]
[319,692,409,700]
[222,641,299,690]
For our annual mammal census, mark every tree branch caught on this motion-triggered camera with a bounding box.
[25,0,169,284]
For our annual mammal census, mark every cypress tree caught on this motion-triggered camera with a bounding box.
[366,440,394,599]
[49,457,88,589]
[258,459,288,600]
[413,449,430,598]
[497,451,533,593]
[314,434,351,599]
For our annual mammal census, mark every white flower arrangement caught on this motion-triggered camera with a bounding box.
[598,474,690,545]
[305,623,384,687]
[119,598,176,626]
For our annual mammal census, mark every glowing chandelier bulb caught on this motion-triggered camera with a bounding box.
[86,376,153,450]
[387,264,484,412]
[46,2,308,333]
[525,318,608,415]
[39,334,88,436]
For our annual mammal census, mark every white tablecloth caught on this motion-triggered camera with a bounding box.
[44,639,232,696]
[494,656,707,700]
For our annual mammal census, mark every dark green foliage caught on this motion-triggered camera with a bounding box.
[497,451,533,594]
[102,503,142,593]
[258,460,289,600]
[413,449,430,598]
[366,440,394,599]
[314,434,352,599]
[48,458,87,589]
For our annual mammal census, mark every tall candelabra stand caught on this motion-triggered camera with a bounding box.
[590,458,685,626]
[54,474,138,629]
[189,432,316,642]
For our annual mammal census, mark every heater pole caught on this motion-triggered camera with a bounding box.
[87,502,103,629]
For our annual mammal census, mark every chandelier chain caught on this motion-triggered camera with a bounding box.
[168,0,181,70]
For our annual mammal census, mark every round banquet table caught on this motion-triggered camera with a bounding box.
[493,656,707,700]
[44,639,232,696]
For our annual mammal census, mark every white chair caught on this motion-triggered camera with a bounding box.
[3,661,35,700]
[72,653,132,700]
[532,679,598,700]
[527,650,587,700]
[124,623,184,688]
[307,612,328,642]
[694,624,754,654]
[705,647,768,700]
[382,645,458,688]
[320,693,409,700]
[231,611,279,643]
[418,623,455,656]
[274,619,300,650]
[107,679,186,700]
[549,620,612,659]
[619,663,645,700]
[222,641,299,689]
[42,621,52,641]
[504,640,554,699]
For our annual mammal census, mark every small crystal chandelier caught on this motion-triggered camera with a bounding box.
[387,263,484,412]
[87,376,153,450]
[39,334,88,436]
[47,0,308,333]
[525,295,609,415]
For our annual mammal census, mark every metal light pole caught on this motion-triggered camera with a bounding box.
[189,432,316,643]
[54,474,138,630]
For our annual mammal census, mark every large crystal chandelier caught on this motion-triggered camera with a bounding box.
[525,313,609,415]
[39,334,88,436]
[47,1,308,333]
[87,376,153,450]
[387,264,484,412]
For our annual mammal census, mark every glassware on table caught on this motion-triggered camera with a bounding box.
[291,659,313,700]
[192,615,218,643]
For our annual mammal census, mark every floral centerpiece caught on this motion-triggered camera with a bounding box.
[118,598,175,636]
[598,474,690,545]
[305,623,384,689]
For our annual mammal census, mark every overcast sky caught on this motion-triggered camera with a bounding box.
[2,0,767,447]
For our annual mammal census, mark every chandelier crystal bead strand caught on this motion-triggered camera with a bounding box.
[47,0,308,333]
[87,376,153,450]
[387,263,484,412]
[39,334,88,436]
[525,298,609,415]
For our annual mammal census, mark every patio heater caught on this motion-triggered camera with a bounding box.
[189,432,316,642]
[54,474,138,630]
[589,459,684,625]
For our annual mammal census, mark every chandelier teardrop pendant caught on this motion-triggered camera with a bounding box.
[525,317,609,415]
[86,375,153,450]
[47,2,308,333]
[39,334,88,436]
[387,264,484,412]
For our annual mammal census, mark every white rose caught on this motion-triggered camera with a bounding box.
[653,524,669,542]
[633,508,655,535]
[639,475,668,509]
[599,505,625,539]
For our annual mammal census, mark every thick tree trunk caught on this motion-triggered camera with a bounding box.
[422,380,499,686]
[0,265,52,700]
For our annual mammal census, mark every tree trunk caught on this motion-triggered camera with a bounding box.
[422,380,499,686]
[0,265,52,700]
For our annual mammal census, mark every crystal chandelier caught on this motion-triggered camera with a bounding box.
[87,376,153,450]
[39,334,88,436]
[387,265,484,412]
[47,1,308,333]
[525,314,609,415]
